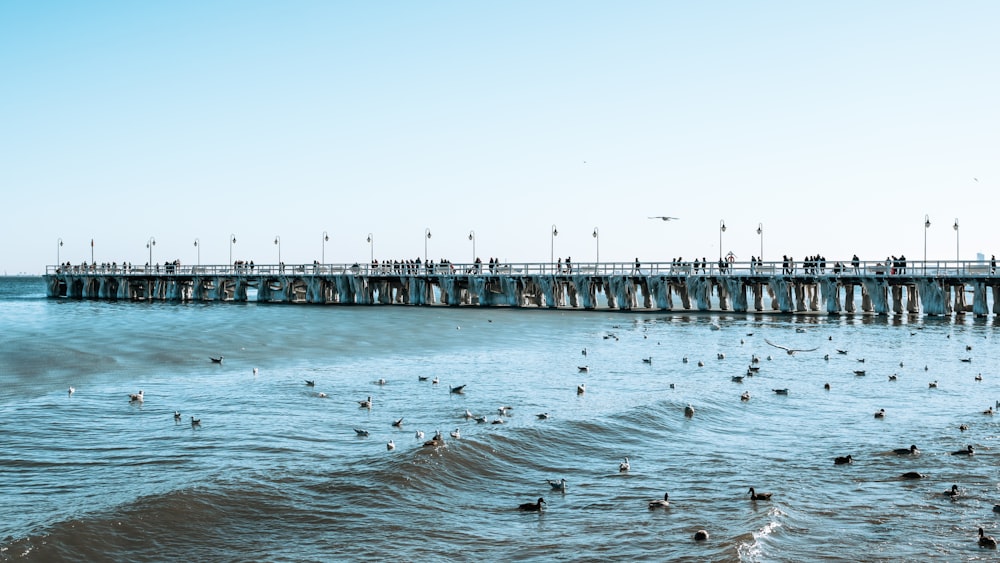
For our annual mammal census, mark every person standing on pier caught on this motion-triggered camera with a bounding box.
[852,254,860,274]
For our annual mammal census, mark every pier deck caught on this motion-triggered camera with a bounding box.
[43,260,1000,316]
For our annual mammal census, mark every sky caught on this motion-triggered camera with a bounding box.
[2,1,998,274]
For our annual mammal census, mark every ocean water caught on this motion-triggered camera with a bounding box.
[2,275,1000,562]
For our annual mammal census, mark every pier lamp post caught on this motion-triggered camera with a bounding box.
[146,236,156,267]
[424,228,432,263]
[274,235,282,265]
[593,227,599,266]
[57,237,63,265]
[550,224,558,272]
[468,230,476,264]
[756,223,763,263]
[229,234,237,267]
[953,219,960,268]
[923,215,930,272]
[194,238,200,267]
[367,233,374,263]
[322,231,329,265]
[719,220,727,262]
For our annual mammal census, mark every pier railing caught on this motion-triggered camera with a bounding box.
[45,259,998,278]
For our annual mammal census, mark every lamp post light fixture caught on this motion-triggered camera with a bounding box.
[592,227,599,265]
[954,218,960,267]
[366,233,374,263]
[194,238,200,266]
[146,236,156,266]
[923,215,930,272]
[57,237,63,265]
[424,228,432,263]
[322,231,329,265]
[719,220,727,262]
[229,234,237,266]
[550,224,558,271]
[756,223,763,262]
[274,235,281,264]
[468,230,476,264]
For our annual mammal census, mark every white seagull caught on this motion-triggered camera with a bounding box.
[128,390,144,403]
[764,339,818,355]
[648,216,680,221]
[619,457,630,472]
[547,478,568,492]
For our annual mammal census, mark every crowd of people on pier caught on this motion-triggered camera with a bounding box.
[366,257,509,275]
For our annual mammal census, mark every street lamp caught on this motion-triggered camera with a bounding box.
[322,231,329,265]
[923,215,930,272]
[194,238,200,266]
[146,236,156,266]
[366,233,374,263]
[954,218,960,267]
[274,235,281,264]
[424,228,432,263]
[756,223,763,262]
[57,237,63,265]
[719,220,727,262]
[592,227,599,265]
[468,230,476,264]
[229,234,237,266]
[550,224,558,271]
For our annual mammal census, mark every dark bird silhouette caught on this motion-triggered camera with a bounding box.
[518,497,546,511]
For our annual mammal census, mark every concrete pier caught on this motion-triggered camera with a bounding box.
[44,260,1000,316]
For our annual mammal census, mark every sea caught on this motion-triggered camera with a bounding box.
[2,275,999,562]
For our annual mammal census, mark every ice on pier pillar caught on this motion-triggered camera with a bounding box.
[793,284,807,312]
[637,278,652,309]
[753,283,764,311]
[973,283,988,316]
[686,277,712,310]
[716,281,729,311]
[537,276,556,308]
[906,285,919,313]
[820,278,841,313]
[767,278,793,312]
[566,276,582,308]
[954,283,967,313]
[676,282,691,309]
[916,280,945,315]
[891,286,903,314]
[943,285,953,313]
[860,278,889,314]
[722,278,747,312]
[646,277,670,310]
[809,284,820,311]
[993,286,1000,314]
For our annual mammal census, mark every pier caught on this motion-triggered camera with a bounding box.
[43,260,1000,316]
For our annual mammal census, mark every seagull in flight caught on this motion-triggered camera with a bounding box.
[764,339,819,355]
[648,216,680,221]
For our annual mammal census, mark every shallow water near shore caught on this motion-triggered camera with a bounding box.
[2,275,1000,562]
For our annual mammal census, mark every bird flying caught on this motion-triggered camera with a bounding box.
[648,216,679,221]
[764,339,819,355]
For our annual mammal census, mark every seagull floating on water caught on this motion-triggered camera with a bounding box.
[359,396,373,409]
[129,390,144,403]
[392,417,404,427]
[874,408,885,418]
[190,416,201,428]
[619,457,630,472]
[684,404,695,418]
[387,440,395,451]
[210,356,223,364]
[174,411,181,422]
[414,430,424,439]
[450,428,461,439]
[252,367,258,376]
[354,428,370,437]
[547,478,567,492]
[68,386,75,397]
[305,380,315,387]
[450,384,466,394]
[536,413,550,419]
[577,383,586,395]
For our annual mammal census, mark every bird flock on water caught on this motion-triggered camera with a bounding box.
[58,319,1000,548]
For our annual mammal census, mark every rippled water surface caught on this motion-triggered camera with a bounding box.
[2,276,1000,561]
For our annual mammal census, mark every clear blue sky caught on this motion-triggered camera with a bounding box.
[2,1,997,274]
